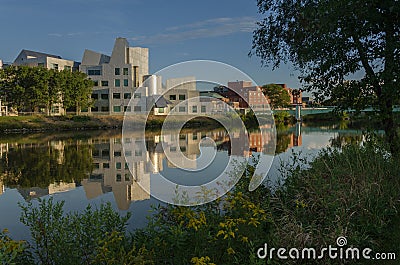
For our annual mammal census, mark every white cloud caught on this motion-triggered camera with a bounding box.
[48,33,63,37]
[131,16,256,45]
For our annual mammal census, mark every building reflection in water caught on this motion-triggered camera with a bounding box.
[0,127,302,210]
[87,127,279,209]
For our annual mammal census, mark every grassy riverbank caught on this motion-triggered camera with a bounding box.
[1,138,399,264]
[0,115,223,133]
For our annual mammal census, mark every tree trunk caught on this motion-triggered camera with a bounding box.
[380,97,399,155]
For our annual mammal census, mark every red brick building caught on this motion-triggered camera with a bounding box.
[214,81,269,112]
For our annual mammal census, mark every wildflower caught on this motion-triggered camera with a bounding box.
[227,247,236,255]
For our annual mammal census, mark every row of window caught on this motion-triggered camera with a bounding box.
[92,79,129,87]
[90,106,142,112]
[40,63,72,71]
[88,68,129,76]
[115,67,129,75]
[93,150,143,158]
[169,94,186,100]
[91,92,141,100]
[170,105,207,113]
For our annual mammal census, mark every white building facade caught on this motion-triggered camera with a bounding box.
[80,38,151,115]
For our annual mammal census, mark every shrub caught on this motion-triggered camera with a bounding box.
[19,198,131,265]
[0,229,30,265]
[272,139,400,264]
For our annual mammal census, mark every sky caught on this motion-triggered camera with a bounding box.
[0,0,301,88]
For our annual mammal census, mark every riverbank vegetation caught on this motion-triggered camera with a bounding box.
[1,137,399,264]
[0,115,225,133]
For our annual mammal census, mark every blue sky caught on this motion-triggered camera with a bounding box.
[0,0,300,88]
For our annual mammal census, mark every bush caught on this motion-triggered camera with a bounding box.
[272,139,400,264]
[0,229,30,265]
[71,115,91,122]
[19,198,134,264]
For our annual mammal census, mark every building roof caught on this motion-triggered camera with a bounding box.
[199,91,226,99]
[19,49,62,59]
[153,96,172,108]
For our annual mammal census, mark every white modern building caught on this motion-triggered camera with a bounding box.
[80,38,154,115]
[13,50,80,71]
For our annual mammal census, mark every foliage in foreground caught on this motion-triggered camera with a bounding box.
[1,140,399,264]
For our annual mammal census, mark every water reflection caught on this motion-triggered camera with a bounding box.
[0,125,367,212]
[0,127,293,208]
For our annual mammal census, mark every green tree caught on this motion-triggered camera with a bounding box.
[251,0,400,152]
[261,83,291,109]
[0,67,93,115]
[0,66,29,112]
[60,70,94,114]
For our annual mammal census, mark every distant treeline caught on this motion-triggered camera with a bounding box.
[0,66,93,114]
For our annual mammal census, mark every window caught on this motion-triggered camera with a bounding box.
[116,174,122,182]
[169,95,176,100]
[201,105,207,113]
[102,149,110,157]
[103,163,110,169]
[114,151,122,157]
[124,106,131,112]
[125,163,129,170]
[91,106,99,112]
[93,163,100,169]
[179,106,185,112]
[113,106,121,112]
[91,94,98,99]
[179,94,186,100]
[179,134,186,140]
[192,106,197,113]
[64,65,71,71]
[115,79,120,87]
[113,93,121,99]
[158,108,164,113]
[88,69,101,75]
[116,162,122,169]
[93,80,99,86]
[101,106,109,112]
[101,94,109,100]
[170,146,177,152]
[134,93,141,98]
[125,173,130,181]
[115,68,120,75]
[52,63,59,70]
[193,134,198,140]
[92,149,100,157]
[124,93,131,99]
[135,150,142,156]
[125,151,132,157]
[51,106,60,114]
[124,79,128,86]
[134,106,141,112]
[123,68,128,75]
[180,146,186,152]
[101,81,109,86]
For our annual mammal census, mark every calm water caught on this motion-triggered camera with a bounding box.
[0,124,367,240]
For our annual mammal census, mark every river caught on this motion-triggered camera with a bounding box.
[0,123,368,240]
